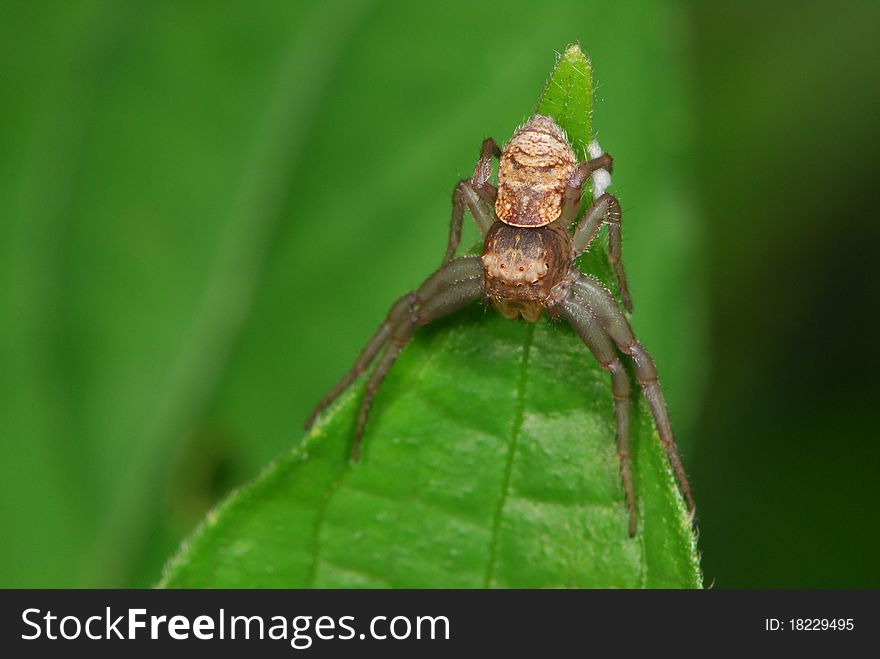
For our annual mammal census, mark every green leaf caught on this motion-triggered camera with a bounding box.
[161,43,701,589]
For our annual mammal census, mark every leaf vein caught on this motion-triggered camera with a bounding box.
[315,558,394,588]
[341,481,486,530]
[483,323,534,587]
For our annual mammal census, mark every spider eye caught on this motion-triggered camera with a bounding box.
[500,263,506,269]
[518,266,525,272]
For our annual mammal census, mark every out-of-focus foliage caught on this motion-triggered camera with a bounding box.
[690,1,880,587]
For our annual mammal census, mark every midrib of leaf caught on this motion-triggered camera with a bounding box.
[86,0,372,586]
[484,323,535,587]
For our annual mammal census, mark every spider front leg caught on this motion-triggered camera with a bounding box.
[553,295,637,535]
[304,292,414,431]
[567,272,695,517]
[443,138,501,264]
[305,256,485,461]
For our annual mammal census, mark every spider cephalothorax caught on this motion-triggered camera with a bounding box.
[305,113,694,536]
[481,221,570,322]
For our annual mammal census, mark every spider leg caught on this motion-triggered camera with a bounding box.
[560,152,614,226]
[444,138,501,264]
[354,258,483,459]
[570,273,696,518]
[571,193,633,312]
[305,257,485,461]
[553,295,636,535]
[304,292,415,431]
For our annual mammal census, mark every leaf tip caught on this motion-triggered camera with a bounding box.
[561,41,584,59]
[560,42,592,74]
[537,43,594,158]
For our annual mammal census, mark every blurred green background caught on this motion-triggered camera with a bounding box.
[1,0,877,588]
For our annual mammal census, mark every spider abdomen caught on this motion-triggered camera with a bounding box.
[495,114,577,228]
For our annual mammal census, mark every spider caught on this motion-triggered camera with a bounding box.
[305,114,695,536]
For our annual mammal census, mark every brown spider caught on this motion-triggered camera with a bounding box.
[305,114,694,536]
